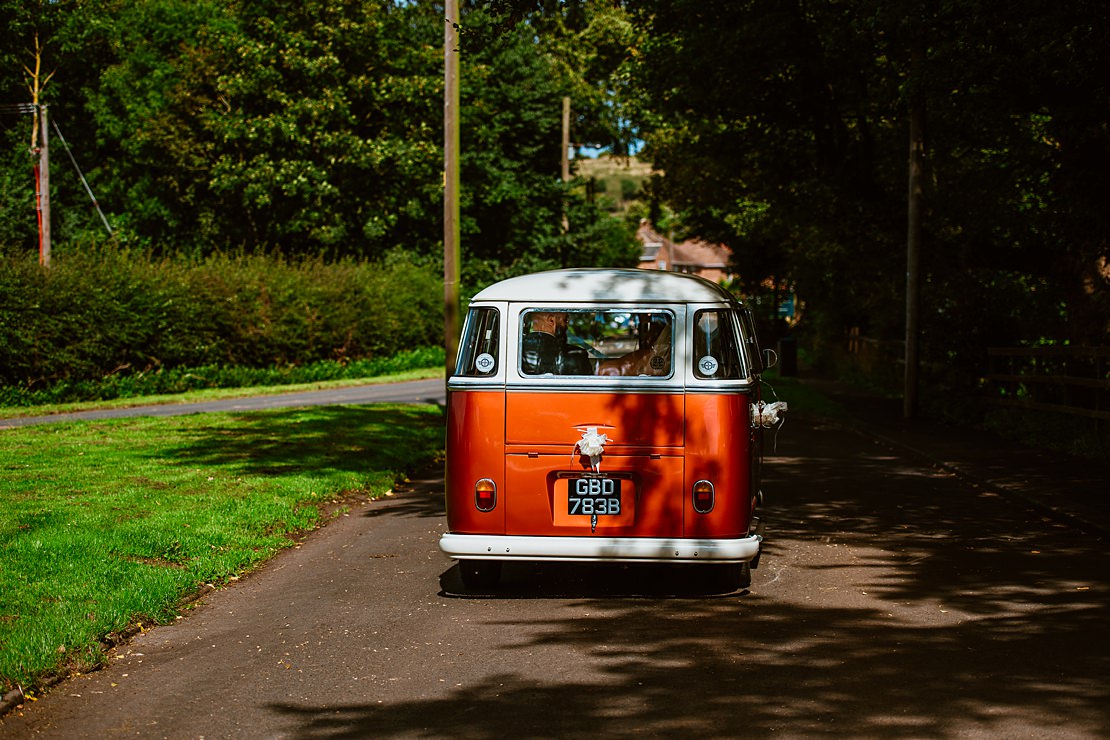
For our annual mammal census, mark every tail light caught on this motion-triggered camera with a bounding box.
[474,479,497,512]
[692,480,714,514]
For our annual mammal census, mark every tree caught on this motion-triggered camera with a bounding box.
[457,2,639,287]
[1,1,639,278]
[626,0,1109,377]
[83,0,444,257]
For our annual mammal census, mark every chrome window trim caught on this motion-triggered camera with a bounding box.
[510,304,683,383]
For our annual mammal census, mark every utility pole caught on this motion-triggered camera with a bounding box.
[37,104,51,267]
[444,0,461,380]
[904,40,925,419]
[561,96,570,241]
[561,96,571,184]
[27,34,53,267]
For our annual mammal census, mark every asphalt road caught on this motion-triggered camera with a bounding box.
[2,412,1107,738]
[0,378,448,428]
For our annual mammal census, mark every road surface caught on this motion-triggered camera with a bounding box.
[0,378,447,429]
[1,413,1107,738]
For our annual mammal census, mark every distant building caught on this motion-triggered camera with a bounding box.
[636,220,734,283]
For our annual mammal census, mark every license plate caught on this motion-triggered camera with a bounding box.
[567,477,622,516]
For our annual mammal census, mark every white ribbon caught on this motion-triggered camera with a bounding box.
[751,400,788,428]
[574,426,609,472]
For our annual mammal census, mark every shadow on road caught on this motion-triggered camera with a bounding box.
[438,561,750,600]
[263,414,1109,738]
[264,593,1107,737]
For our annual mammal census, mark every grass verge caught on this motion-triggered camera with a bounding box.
[0,347,446,411]
[0,402,445,696]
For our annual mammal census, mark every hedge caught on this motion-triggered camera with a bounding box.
[0,248,443,391]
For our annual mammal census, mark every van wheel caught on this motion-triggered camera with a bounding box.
[702,562,751,592]
[737,561,752,589]
[459,560,502,590]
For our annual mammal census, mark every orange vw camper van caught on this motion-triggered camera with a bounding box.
[440,268,780,590]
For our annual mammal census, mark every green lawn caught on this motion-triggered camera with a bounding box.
[0,402,444,694]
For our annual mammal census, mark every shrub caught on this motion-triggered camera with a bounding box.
[0,247,443,393]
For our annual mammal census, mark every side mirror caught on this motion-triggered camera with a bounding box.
[763,348,778,370]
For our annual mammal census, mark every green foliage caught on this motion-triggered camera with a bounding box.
[0,0,637,268]
[0,248,443,392]
[626,0,1110,399]
[78,0,444,256]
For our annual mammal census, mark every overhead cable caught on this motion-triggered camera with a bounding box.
[51,117,113,236]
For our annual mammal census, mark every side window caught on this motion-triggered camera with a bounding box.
[738,307,763,373]
[455,307,499,376]
[693,309,746,379]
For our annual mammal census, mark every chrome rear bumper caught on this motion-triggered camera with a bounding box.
[439,533,762,564]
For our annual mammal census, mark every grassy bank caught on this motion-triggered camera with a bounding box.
[0,401,445,696]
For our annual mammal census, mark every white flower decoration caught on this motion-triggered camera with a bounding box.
[575,426,609,472]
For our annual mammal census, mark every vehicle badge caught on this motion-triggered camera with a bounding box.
[474,353,495,373]
[698,356,719,375]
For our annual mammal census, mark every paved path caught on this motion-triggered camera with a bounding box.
[803,377,1110,537]
[0,379,447,429]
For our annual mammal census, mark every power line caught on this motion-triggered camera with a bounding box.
[51,117,113,235]
[2,102,114,237]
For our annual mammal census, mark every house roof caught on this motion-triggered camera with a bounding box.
[636,220,733,272]
[672,238,732,269]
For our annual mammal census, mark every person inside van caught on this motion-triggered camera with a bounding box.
[596,314,672,377]
[521,311,592,375]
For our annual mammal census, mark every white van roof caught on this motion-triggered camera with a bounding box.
[471,268,739,304]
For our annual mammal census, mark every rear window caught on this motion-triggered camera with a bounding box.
[520,310,673,377]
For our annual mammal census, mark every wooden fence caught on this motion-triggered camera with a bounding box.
[985,346,1110,422]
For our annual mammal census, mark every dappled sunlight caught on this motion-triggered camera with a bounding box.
[265,586,1107,738]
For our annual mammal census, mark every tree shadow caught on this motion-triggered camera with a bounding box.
[363,469,448,519]
[762,417,1110,618]
[160,404,445,500]
[263,411,1107,738]
[264,593,1108,738]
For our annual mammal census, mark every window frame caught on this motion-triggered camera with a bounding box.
[516,307,677,380]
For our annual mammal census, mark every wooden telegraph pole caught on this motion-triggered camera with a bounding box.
[444,0,461,379]
[561,96,570,240]
[27,35,53,267]
[37,105,51,267]
[904,40,925,419]
[561,96,571,184]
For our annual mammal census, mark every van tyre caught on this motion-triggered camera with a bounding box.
[701,562,751,593]
[736,561,752,590]
[459,560,502,590]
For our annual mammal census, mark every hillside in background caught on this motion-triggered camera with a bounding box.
[574,154,653,214]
